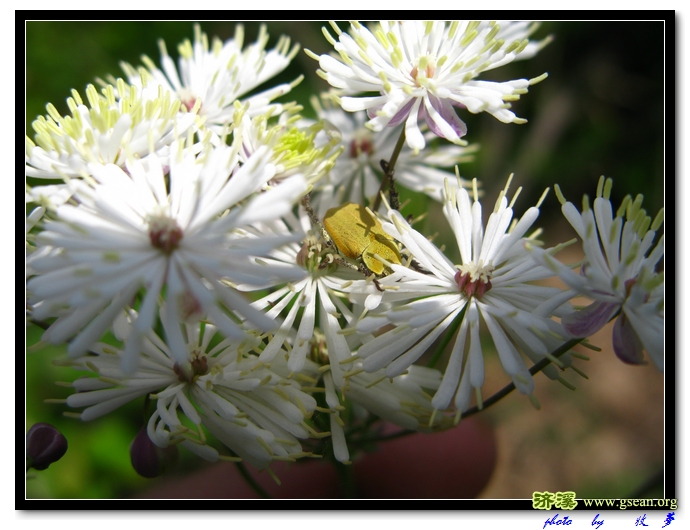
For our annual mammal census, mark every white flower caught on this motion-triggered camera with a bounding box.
[61,314,318,469]
[26,183,75,212]
[236,106,342,187]
[311,95,477,204]
[310,21,549,152]
[356,177,574,415]
[26,184,74,246]
[26,184,76,277]
[235,210,361,387]
[121,24,300,134]
[25,82,197,180]
[530,177,664,370]
[323,363,446,463]
[27,138,307,371]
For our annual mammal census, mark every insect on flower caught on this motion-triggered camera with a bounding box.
[301,195,401,288]
[324,202,402,276]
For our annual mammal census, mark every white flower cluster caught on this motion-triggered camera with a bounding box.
[26,21,664,477]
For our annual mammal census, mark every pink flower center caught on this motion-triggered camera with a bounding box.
[178,88,200,113]
[173,350,209,383]
[454,265,493,299]
[349,137,374,158]
[148,216,184,254]
[410,56,436,87]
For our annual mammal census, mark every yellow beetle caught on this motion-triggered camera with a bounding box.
[323,202,401,276]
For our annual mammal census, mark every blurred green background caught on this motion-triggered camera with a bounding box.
[25,21,666,499]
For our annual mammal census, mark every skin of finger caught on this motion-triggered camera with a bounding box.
[139,458,342,499]
[139,418,495,499]
[352,417,497,499]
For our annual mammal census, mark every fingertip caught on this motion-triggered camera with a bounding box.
[352,418,497,498]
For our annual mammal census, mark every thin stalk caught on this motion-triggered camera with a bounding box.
[355,336,585,444]
[457,337,585,420]
[355,427,416,445]
[235,461,272,499]
[371,127,406,212]
[334,460,358,498]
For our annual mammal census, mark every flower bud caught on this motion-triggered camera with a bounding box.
[129,427,179,478]
[26,422,68,471]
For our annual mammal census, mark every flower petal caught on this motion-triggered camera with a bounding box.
[561,300,620,337]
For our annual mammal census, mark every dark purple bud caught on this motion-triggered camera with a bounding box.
[26,422,68,471]
[130,427,179,478]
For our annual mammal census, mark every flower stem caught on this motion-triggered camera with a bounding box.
[334,460,358,498]
[235,461,272,499]
[458,337,585,420]
[359,428,416,444]
[371,126,406,212]
[356,336,586,444]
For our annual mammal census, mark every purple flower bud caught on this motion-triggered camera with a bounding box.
[26,422,68,471]
[130,427,179,478]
